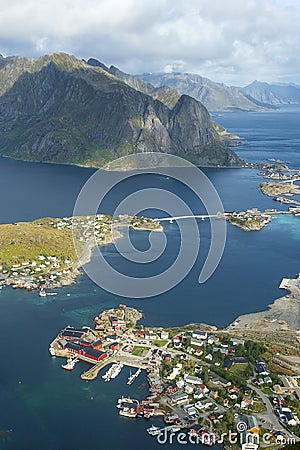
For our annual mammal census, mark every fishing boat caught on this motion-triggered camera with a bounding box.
[49,346,56,357]
[119,408,137,418]
[147,425,161,436]
[62,357,78,371]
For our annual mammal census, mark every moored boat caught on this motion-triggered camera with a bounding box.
[147,425,161,436]
[62,357,78,371]
[49,346,56,357]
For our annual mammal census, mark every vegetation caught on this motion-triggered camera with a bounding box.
[132,346,149,357]
[0,218,77,267]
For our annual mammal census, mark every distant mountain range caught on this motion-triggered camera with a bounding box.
[240,80,300,105]
[138,73,300,112]
[0,53,241,168]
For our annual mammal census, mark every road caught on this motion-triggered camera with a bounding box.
[249,384,299,441]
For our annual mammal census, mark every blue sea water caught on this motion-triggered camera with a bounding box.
[0,106,299,449]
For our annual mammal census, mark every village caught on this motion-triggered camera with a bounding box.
[49,305,300,449]
[0,214,162,291]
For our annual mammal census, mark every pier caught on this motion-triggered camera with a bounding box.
[81,359,113,380]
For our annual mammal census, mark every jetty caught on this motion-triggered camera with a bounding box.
[127,368,142,385]
[81,359,112,380]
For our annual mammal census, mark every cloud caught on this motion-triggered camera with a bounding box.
[0,0,300,85]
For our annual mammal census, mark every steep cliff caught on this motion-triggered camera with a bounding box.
[0,53,242,167]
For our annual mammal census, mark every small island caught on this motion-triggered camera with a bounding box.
[226,209,272,231]
[260,181,300,197]
[0,214,162,291]
[49,304,300,448]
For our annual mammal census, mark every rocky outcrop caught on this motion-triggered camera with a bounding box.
[0,53,242,167]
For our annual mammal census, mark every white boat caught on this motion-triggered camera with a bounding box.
[62,357,78,371]
[119,408,137,418]
[39,289,46,297]
[170,426,181,433]
[49,347,56,357]
[147,425,161,436]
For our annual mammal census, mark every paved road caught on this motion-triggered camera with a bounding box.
[249,384,299,441]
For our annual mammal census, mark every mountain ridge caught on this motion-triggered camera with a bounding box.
[137,72,276,112]
[0,53,241,168]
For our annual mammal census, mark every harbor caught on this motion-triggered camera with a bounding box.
[48,304,300,448]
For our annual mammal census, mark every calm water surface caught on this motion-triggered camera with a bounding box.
[0,106,299,449]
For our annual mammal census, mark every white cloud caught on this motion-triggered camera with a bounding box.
[0,0,300,85]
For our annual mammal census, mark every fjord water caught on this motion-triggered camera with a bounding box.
[0,106,299,449]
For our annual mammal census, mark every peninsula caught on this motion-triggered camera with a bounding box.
[49,304,300,448]
[0,214,162,290]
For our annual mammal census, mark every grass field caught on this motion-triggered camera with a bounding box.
[132,346,149,357]
[0,217,77,267]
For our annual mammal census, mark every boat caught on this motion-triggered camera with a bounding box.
[127,367,141,385]
[170,426,181,433]
[103,362,123,381]
[119,408,137,418]
[62,357,78,371]
[147,425,161,436]
[49,346,56,357]
[39,289,46,297]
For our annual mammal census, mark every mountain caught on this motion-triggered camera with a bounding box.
[137,72,274,112]
[0,53,241,167]
[241,80,300,105]
[87,58,180,108]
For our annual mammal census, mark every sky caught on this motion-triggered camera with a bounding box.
[0,0,300,86]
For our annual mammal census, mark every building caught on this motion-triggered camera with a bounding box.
[192,330,207,340]
[190,337,204,347]
[169,391,189,406]
[184,374,202,385]
[160,330,169,340]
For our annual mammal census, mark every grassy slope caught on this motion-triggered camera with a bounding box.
[0,218,77,266]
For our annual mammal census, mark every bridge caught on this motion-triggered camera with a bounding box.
[153,213,225,223]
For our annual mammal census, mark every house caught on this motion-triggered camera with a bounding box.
[164,354,172,362]
[231,338,245,346]
[255,363,270,376]
[198,384,209,394]
[166,385,179,394]
[134,330,146,339]
[192,330,207,340]
[207,335,215,345]
[184,374,202,385]
[160,330,169,340]
[173,336,181,348]
[241,398,254,409]
[194,390,204,400]
[185,384,194,394]
[176,378,185,389]
[210,374,231,387]
[264,376,272,384]
[224,358,233,371]
[169,391,189,406]
[110,342,119,351]
[195,348,203,356]
[190,337,204,347]
[273,384,284,395]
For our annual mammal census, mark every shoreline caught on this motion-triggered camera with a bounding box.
[227,274,300,331]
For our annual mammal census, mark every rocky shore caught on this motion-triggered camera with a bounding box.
[227,274,300,331]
